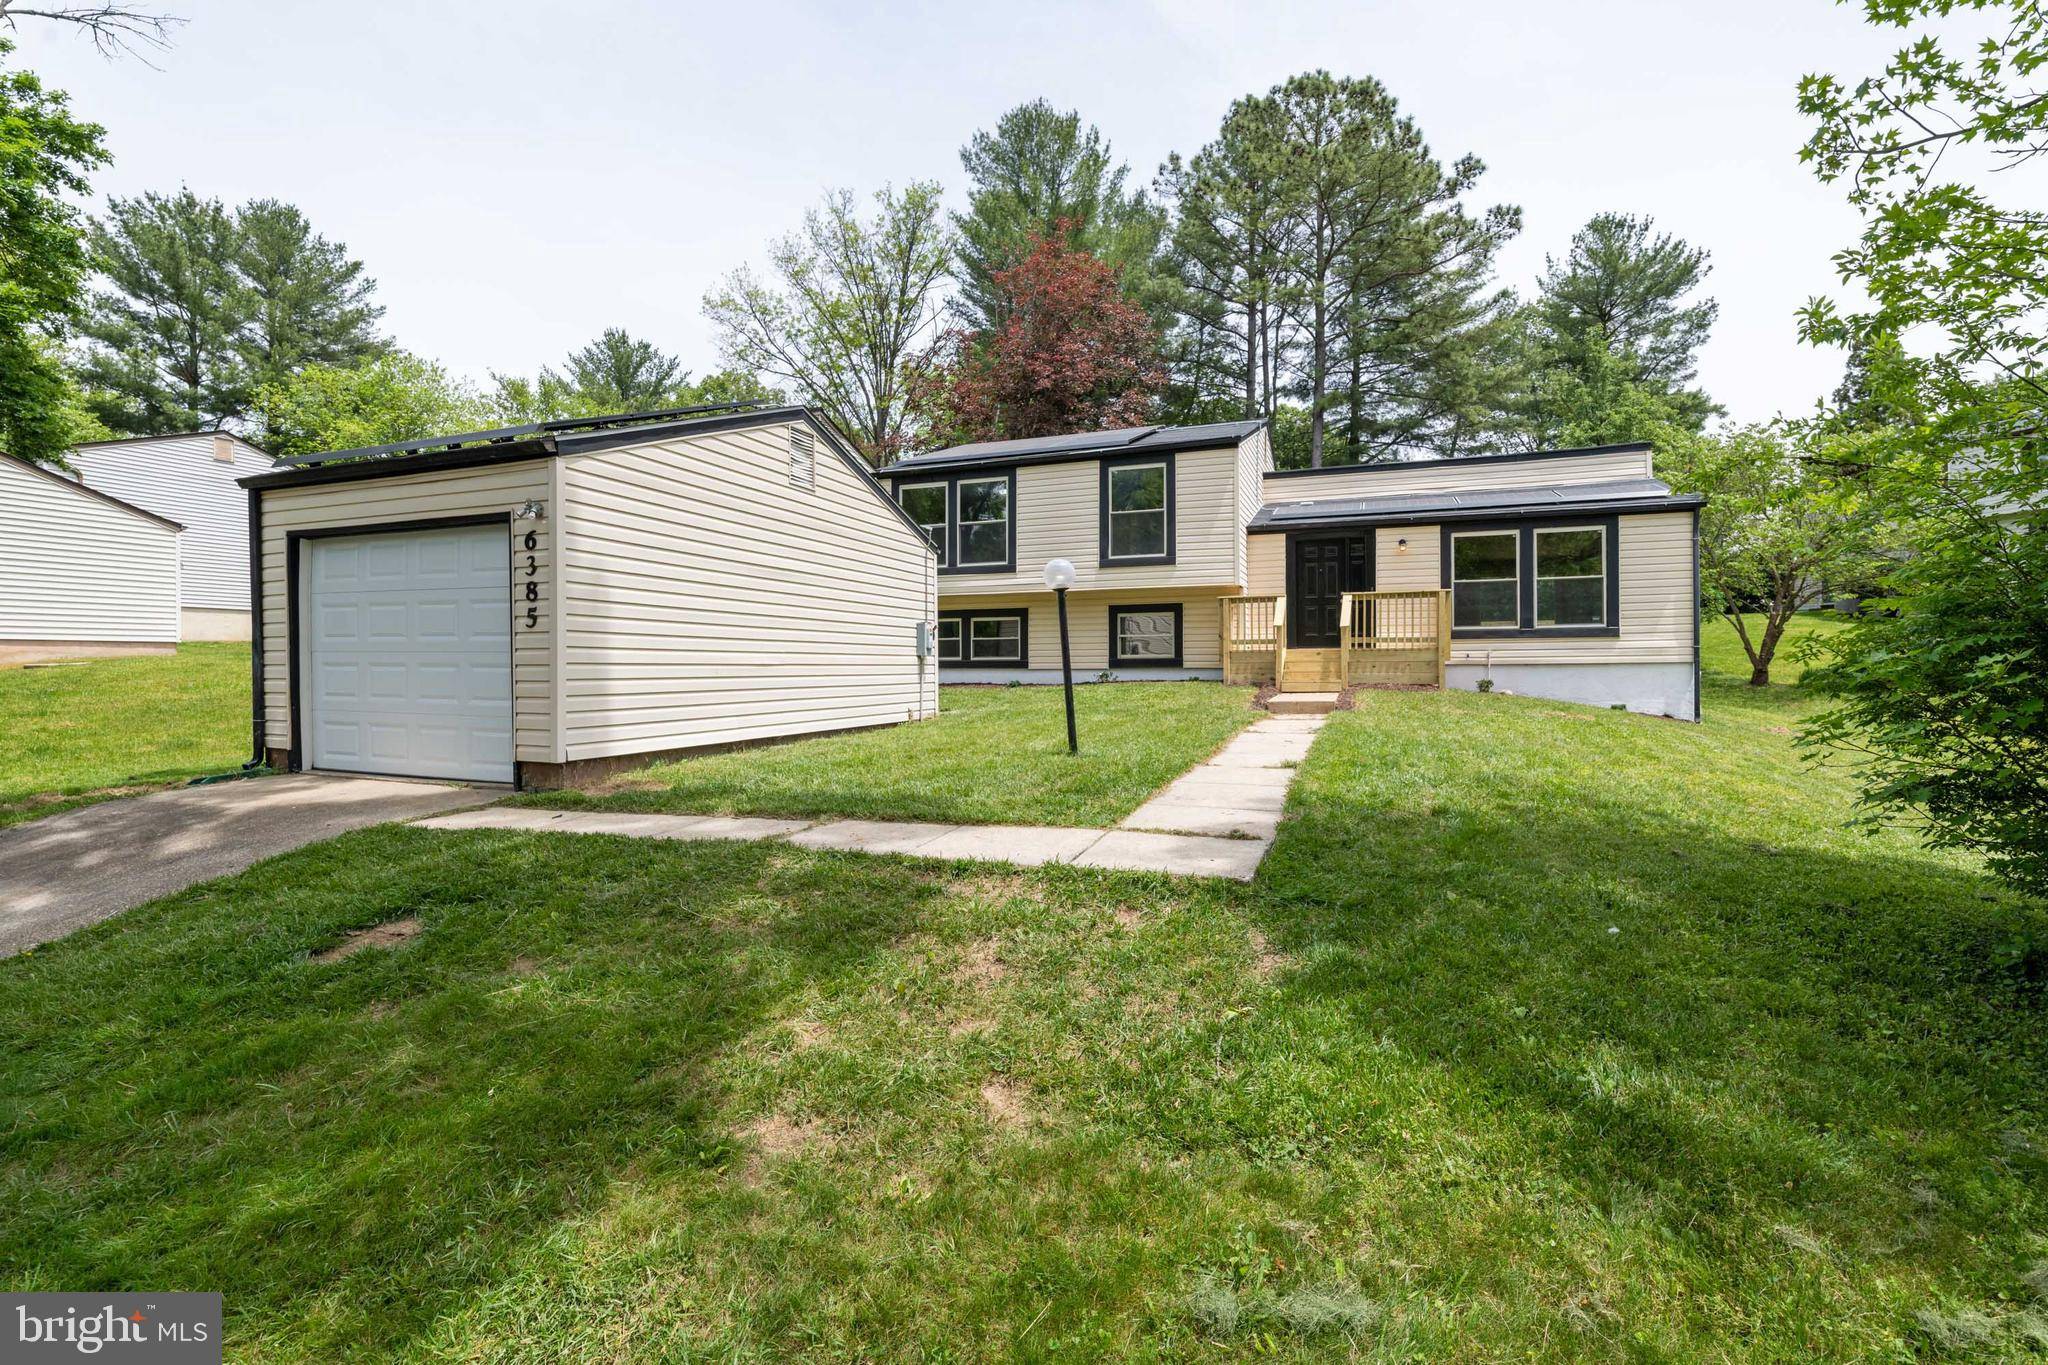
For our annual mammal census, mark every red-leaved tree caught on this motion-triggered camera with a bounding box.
[913,223,1164,444]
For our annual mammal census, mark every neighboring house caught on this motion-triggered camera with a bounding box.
[67,431,275,641]
[241,406,937,788]
[0,454,183,652]
[880,425,1705,719]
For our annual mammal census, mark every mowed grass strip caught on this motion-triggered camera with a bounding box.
[517,681,1262,828]
[1,624,2044,1359]
[0,643,251,827]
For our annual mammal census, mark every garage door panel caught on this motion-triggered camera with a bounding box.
[304,524,514,783]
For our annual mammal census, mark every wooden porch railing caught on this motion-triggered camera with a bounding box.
[1219,594,1279,685]
[1339,589,1450,688]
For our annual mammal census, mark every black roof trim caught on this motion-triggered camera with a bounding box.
[1245,491,1703,534]
[879,419,1266,478]
[6,454,186,531]
[236,406,936,556]
[1264,441,1654,480]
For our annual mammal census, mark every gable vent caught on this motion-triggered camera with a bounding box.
[788,427,816,490]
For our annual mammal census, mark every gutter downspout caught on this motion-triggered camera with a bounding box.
[1691,505,1703,723]
[245,487,266,768]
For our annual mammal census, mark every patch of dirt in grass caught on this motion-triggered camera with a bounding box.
[949,872,1049,906]
[979,1079,1033,1129]
[1249,928,1285,981]
[309,917,420,964]
[949,1015,994,1038]
[786,1016,830,1049]
[952,937,1009,990]
[1112,905,1144,930]
[737,1114,834,1186]
[507,955,541,976]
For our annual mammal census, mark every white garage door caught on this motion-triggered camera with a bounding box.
[303,524,514,783]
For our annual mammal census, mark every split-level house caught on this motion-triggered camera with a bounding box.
[880,423,1704,720]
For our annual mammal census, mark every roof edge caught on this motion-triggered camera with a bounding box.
[1246,491,1704,533]
[1264,441,1654,480]
[3,454,186,531]
[880,420,1269,478]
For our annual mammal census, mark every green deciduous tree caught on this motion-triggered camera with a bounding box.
[704,183,951,464]
[256,351,491,461]
[1793,0,2048,900]
[1662,423,1885,686]
[0,39,107,467]
[953,99,1166,329]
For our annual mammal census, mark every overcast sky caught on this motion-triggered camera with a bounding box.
[10,0,1977,426]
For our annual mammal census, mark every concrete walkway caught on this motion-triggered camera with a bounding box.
[416,714,1327,882]
[0,774,490,957]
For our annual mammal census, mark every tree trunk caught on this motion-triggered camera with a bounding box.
[1244,299,1259,420]
[1748,607,1791,687]
[1309,289,1327,468]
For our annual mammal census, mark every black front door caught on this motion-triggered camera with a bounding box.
[1291,537,1348,647]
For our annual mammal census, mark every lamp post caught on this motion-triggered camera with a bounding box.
[1043,557,1078,754]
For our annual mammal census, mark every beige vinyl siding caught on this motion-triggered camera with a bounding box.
[940,444,1243,596]
[557,422,936,762]
[1375,526,1440,590]
[1234,427,1271,588]
[1261,449,1653,508]
[1246,532,1284,597]
[1,456,180,643]
[938,589,1225,673]
[1442,512,1695,665]
[256,460,554,759]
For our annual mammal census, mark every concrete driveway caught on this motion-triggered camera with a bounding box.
[0,774,490,957]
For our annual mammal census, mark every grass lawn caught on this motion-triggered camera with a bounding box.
[4,634,2046,1359]
[516,681,1262,828]
[0,644,251,828]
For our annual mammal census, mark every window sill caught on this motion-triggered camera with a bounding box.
[1097,554,1177,569]
[1451,626,1621,640]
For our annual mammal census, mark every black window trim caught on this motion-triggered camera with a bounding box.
[904,467,1015,576]
[896,478,950,568]
[1108,602,1184,669]
[1439,514,1620,639]
[1098,452,1176,568]
[938,607,1029,668]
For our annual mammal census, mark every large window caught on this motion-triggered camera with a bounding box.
[1109,604,1182,668]
[956,476,1011,569]
[1534,527,1607,627]
[1451,531,1519,629]
[1099,455,1175,565]
[1439,518,1619,636]
[937,609,1027,668]
[898,482,947,566]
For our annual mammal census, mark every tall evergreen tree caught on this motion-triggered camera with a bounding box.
[80,190,385,435]
[953,100,1166,328]
[237,199,384,418]
[1535,212,1716,389]
[0,39,108,467]
[77,188,249,433]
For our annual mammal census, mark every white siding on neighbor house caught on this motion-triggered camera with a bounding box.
[0,456,180,642]
[1260,448,1654,508]
[256,460,554,761]
[69,433,271,612]
[556,421,937,762]
[937,588,1226,675]
[937,443,1245,596]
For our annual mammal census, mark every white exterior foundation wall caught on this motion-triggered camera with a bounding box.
[0,456,180,644]
[556,421,938,762]
[1447,662,1696,719]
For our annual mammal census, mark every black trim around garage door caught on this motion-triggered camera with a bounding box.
[281,513,513,777]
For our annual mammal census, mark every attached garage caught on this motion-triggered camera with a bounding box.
[243,406,939,787]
